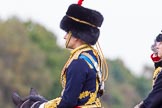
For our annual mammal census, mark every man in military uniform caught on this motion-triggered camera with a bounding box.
[134,32,162,108]
[12,0,108,108]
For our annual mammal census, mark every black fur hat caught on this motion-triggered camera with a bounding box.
[156,31,162,42]
[60,4,104,45]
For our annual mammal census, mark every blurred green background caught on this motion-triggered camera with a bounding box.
[0,17,154,108]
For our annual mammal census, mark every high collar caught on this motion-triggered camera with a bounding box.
[71,44,91,55]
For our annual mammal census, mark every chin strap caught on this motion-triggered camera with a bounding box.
[65,31,72,48]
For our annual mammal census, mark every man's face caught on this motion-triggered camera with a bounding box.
[156,42,162,58]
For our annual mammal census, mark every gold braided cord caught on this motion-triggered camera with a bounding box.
[95,41,109,81]
[67,15,97,28]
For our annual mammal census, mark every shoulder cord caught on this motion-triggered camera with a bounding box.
[80,52,102,84]
[95,42,109,82]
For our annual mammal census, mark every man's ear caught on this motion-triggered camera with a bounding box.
[30,88,38,96]
[12,92,22,105]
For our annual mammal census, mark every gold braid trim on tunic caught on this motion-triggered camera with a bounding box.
[61,44,102,107]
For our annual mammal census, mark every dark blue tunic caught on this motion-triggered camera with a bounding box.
[140,71,162,108]
[58,51,99,108]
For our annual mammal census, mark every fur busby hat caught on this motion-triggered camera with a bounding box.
[156,31,162,42]
[60,0,104,45]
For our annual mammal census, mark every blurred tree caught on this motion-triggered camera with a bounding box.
[101,59,151,108]
[0,17,68,108]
